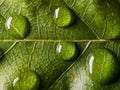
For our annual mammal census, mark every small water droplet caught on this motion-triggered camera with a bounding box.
[13,71,40,90]
[56,42,79,61]
[86,49,120,85]
[6,14,30,39]
[54,7,75,27]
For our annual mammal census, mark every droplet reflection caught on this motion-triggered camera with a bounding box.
[6,17,12,29]
[56,42,62,53]
[88,55,94,74]
[13,77,19,86]
[54,8,60,19]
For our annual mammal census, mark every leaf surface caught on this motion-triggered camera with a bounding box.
[0,0,120,90]
[64,0,120,39]
[0,0,97,40]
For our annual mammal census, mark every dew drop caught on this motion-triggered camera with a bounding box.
[54,7,75,27]
[13,71,40,90]
[56,42,79,61]
[6,14,30,39]
[86,49,120,85]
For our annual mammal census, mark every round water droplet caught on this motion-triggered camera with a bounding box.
[6,14,30,39]
[56,42,79,61]
[54,7,75,27]
[86,49,120,85]
[13,71,40,90]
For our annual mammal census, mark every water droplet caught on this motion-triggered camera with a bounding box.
[86,49,120,85]
[6,14,30,39]
[13,71,40,90]
[54,7,75,27]
[56,42,79,61]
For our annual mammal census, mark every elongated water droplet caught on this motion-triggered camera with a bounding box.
[6,14,30,39]
[56,42,79,61]
[13,71,40,90]
[54,7,75,27]
[86,49,120,85]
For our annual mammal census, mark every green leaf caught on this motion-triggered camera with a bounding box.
[0,0,120,90]
[49,42,120,90]
[64,0,120,39]
[0,0,97,40]
[1,41,120,90]
[0,42,87,90]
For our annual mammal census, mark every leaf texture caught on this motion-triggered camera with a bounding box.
[0,0,120,90]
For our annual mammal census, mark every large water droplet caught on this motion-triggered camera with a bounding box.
[6,14,30,39]
[56,42,79,61]
[86,49,120,85]
[13,71,40,90]
[54,7,75,27]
